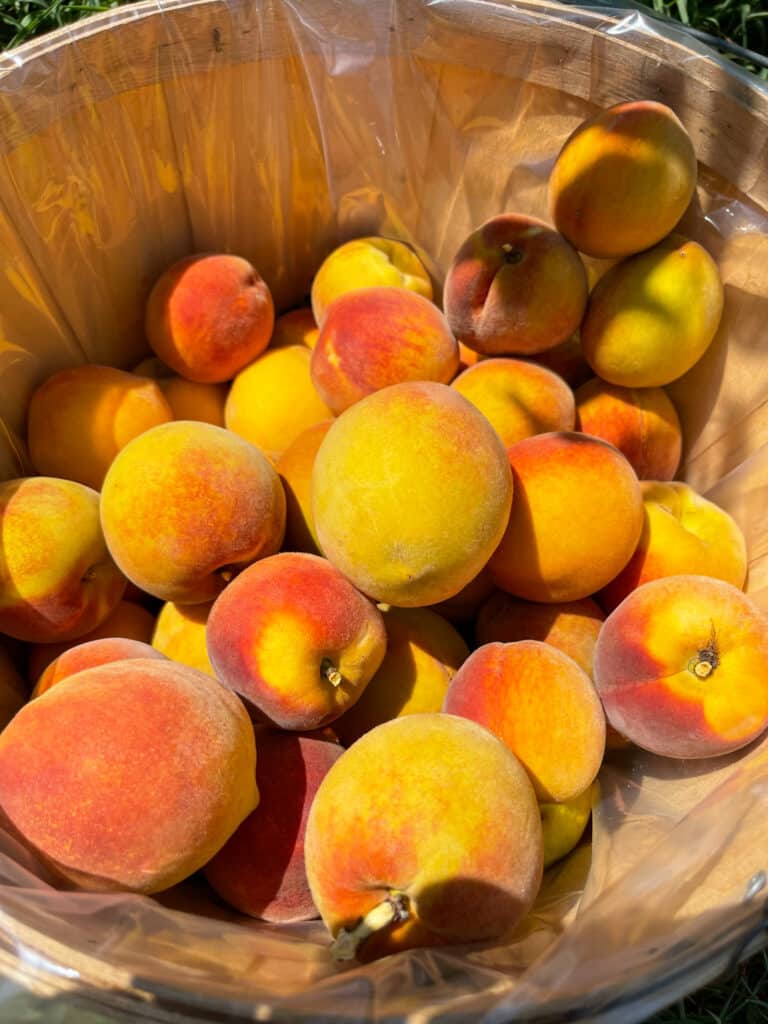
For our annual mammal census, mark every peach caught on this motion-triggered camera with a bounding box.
[333,606,469,747]
[310,287,459,415]
[27,365,173,491]
[225,345,334,462]
[488,431,643,603]
[540,786,594,869]
[100,421,285,604]
[207,553,387,730]
[549,100,697,258]
[444,642,605,802]
[275,420,334,556]
[204,728,342,922]
[599,481,748,613]
[593,575,768,758]
[0,477,126,643]
[269,307,319,350]
[152,601,215,677]
[476,592,604,676]
[580,236,724,387]
[26,599,157,685]
[575,378,682,480]
[0,659,257,894]
[311,237,432,326]
[443,214,587,356]
[0,645,27,730]
[305,713,542,961]
[428,566,496,626]
[312,382,513,607]
[525,333,592,389]
[452,357,575,448]
[33,638,165,697]
[158,377,227,427]
[145,253,274,383]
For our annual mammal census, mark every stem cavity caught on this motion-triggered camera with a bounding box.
[331,891,410,962]
[321,658,343,688]
[688,621,720,680]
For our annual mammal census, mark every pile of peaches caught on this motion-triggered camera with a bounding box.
[0,98,766,963]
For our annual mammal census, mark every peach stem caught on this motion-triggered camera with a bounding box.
[331,891,410,962]
[321,658,343,688]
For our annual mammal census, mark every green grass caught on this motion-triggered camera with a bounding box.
[0,1,766,1023]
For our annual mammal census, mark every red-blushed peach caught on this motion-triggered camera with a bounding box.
[33,638,165,697]
[549,101,697,258]
[593,575,768,758]
[443,214,587,356]
[0,645,27,730]
[225,345,334,462]
[428,566,496,626]
[580,236,724,387]
[27,365,173,491]
[145,253,274,383]
[452,357,575,448]
[100,421,285,604]
[0,658,258,892]
[204,728,342,922]
[0,477,126,643]
[443,641,605,802]
[312,382,513,607]
[158,377,227,427]
[488,431,643,603]
[310,287,459,415]
[26,599,157,686]
[333,606,469,746]
[599,481,749,613]
[207,553,386,730]
[575,378,682,480]
[269,307,319,350]
[275,420,334,556]
[152,601,215,677]
[311,237,432,326]
[304,713,542,961]
[540,786,594,868]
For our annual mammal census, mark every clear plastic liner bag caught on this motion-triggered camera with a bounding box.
[0,0,766,1020]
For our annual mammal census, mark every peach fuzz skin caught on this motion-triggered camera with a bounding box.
[275,420,334,556]
[33,638,165,697]
[206,552,387,730]
[145,253,274,383]
[575,378,682,481]
[444,641,605,802]
[311,287,459,415]
[488,431,643,604]
[152,601,215,678]
[0,658,258,893]
[599,481,748,613]
[304,713,542,961]
[312,382,513,608]
[0,477,126,644]
[27,364,173,491]
[100,421,285,605]
[593,575,768,759]
[452,357,575,449]
[205,729,343,922]
[549,100,697,259]
[443,213,587,356]
[310,237,432,326]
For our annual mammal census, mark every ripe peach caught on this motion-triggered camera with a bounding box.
[452,357,575,448]
[207,553,387,730]
[225,345,334,462]
[311,237,432,326]
[269,307,319,350]
[33,638,165,697]
[204,729,342,922]
[444,641,605,802]
[100,421,285,604]
[540,786,594,869]
[305,713,542,961]
[488,432,643,603]
[580,236,724,387]
[443,214,587,356]
[152,601,215,677]
[27,365,173,490]
[333,606,469,746]
[312,382,513,607]
[275,420,334,556]
[0,658,258,892]
[593,575,768,758]
[310,287,459,414]
[0,477,126,643]
[549,100,697,258]
[575,378,682,480]
[599,481,748,612]
[145,253,274,383]
[158,377,227,427]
